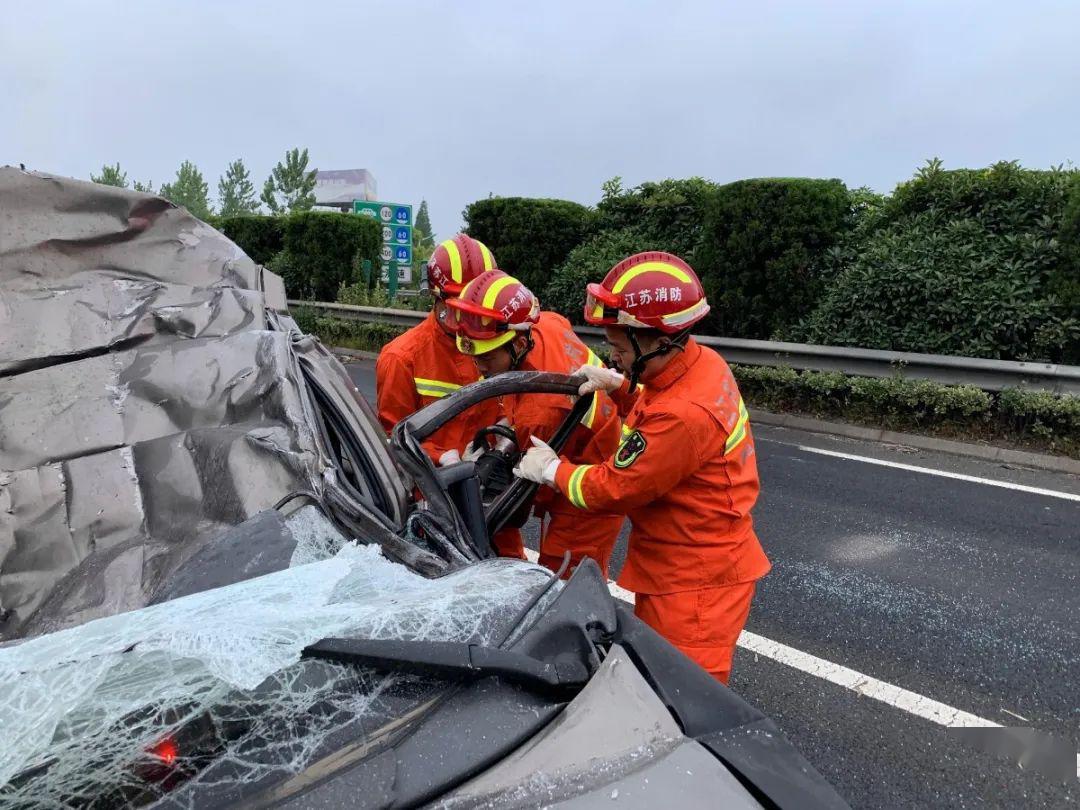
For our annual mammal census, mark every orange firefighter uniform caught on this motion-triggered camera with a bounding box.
[497,311,623,577]
[447,270,623,572]
[552,338,771,682]
[376,234,499,464]
[376,311,497,463]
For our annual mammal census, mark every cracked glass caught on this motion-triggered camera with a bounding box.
[0,507,557,808]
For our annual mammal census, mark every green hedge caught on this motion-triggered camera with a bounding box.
[211,215,284,266]
[544,227,683,321]
[695,178,851,340]
[274,212,381,301]
[460,161,1080,363]
[463,197,596,294]
[791,161,1080,363]
[543,177,720,317]
[336,282,429,311]
[1054,176,1080,361]
[292,306,405,353]
[209,212,381,301]
[594,177,716,260]
[732,364,1079,457]
[996,388,1080,446]
[467,178,852,338]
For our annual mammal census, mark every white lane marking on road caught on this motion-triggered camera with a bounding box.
[735,631,1080,779]
[735,629,997,727]
[525,549,1080,777]
[794,445,1080,503]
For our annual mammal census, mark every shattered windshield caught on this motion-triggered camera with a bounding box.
[0,507,557,808]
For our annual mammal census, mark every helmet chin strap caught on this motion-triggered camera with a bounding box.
[507,331,535,370]
[626,328,690,388]
[434,295,457,337]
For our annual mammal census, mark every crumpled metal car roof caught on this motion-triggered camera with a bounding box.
[0,167,400,640]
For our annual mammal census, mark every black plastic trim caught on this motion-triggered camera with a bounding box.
[613,605,850,810]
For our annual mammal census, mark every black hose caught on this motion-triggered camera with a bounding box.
[272,490,322,512]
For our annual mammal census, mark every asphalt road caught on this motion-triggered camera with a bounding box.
[346,359,1079,809]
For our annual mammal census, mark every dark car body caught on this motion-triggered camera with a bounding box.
[0,168,847,809]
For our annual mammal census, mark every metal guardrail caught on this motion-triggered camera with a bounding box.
[288,300,1080,396]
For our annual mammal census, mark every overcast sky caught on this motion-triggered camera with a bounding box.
[3,1,1078,238]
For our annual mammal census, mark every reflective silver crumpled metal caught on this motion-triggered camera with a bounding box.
[0,167,386,640]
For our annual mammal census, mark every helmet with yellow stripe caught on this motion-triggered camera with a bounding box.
[426,234,497,296]
[585,252,709,388]
[584,251,709,334]
[446,270,540,358]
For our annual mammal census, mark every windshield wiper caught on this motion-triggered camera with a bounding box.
[302,637,589,694]
[302,557,618,698]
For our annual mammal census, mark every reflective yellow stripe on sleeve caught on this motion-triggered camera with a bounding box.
[567,464,593,510]
[725,398,750,455]
[580,350,604,429]
[414,377,463,399]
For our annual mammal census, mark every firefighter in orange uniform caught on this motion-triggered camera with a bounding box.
[512,252,770,683]
[375,234,500,466]
[446,270,623,576]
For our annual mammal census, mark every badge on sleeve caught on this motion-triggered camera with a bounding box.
[614,429,647,468]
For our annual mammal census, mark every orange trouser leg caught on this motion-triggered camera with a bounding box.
[490,526,526,559]
[537,510,622,580]
[633,581,758,684]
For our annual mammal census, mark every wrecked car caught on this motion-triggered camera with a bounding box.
[0,168,848,808]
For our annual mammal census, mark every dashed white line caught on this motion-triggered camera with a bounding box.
[526,549,1079,777]
[794,445,1080,503]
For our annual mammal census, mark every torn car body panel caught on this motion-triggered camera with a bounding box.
[0,167,408,639]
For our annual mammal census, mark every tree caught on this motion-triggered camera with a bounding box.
[160,160,212,219]
[91,163,128,187]
[260,147,317,214]
[133,180,155,193]
[217,158,259,216]
[413,200,435,278]
[415,199,433,244]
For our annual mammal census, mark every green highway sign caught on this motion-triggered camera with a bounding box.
[356,199,414,286]
[353,200,412,226]
[381,224,412,245]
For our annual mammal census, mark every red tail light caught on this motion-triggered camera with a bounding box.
[147,738,178,766]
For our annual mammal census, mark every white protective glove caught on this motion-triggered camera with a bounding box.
[438,448,462,467]
[575,363,625,396]
[513,436,561,485]
[462,442,485,463]
[462,418,511,463]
